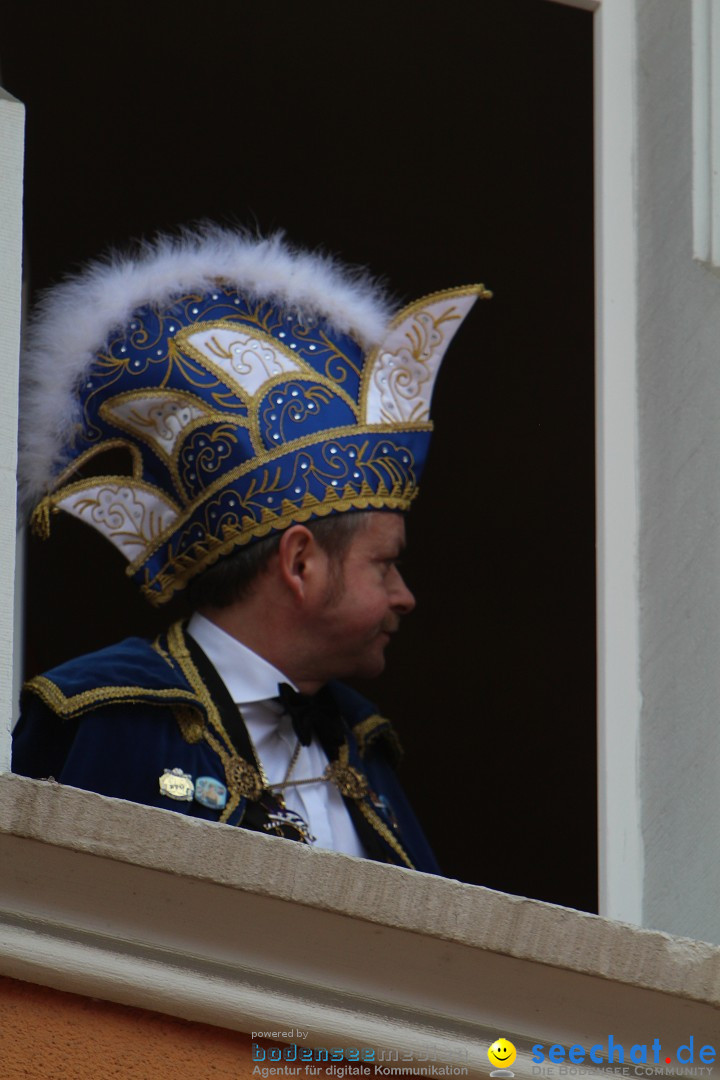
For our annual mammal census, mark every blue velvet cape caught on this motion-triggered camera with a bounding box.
[13,622,439,874]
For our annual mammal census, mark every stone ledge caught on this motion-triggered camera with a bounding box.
[2,772,720,1004]
[1,773,719,1079]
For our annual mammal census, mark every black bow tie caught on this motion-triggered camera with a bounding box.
[276,683,344,750]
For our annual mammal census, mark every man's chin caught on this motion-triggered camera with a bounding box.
[349,650,388,681]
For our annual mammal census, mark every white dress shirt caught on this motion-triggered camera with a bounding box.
[187,613,365,857]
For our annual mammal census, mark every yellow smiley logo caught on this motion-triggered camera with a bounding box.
[488,1038,517,1070]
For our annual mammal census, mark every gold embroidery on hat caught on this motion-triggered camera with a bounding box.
[50,438,145,490]
[99,389,235,469]
[29,497,54,540]
[360,285,490,423]
[33,283,474,604]
[126,423,425,573]
[360,285,491,424]
[179,322,304,399]
[177,321,356,411]
[49,477,179,559]
[177,318,362,404]
[246,377,357,455]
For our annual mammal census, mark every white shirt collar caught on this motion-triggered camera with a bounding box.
[186,613,366,859]
[186,612,297,706]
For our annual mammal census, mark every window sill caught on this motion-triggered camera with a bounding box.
[1,772,718,1077]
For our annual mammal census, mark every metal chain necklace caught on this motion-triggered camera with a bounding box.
[268,739,330,793]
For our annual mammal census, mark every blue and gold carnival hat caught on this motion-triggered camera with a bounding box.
[19,226,490,604]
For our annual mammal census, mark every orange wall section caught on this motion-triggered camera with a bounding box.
[0,975,255,1078]
[0,975,423,1080]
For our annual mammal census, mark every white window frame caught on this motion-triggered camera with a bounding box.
[0,86,23,755]
[544,0,642,926]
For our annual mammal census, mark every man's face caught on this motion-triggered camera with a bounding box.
[311,513,416,682]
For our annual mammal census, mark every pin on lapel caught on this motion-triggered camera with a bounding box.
[194,775,228,809]
[159,767,194,801]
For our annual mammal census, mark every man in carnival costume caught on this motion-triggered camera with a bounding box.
[13,226,490,871]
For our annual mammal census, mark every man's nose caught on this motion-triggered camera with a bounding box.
[390,569,416,615]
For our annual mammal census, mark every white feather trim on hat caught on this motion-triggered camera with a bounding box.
[18,225,394,515]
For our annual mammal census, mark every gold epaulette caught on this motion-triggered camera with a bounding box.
[352,713,403,763]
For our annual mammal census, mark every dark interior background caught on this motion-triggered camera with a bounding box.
[2,0,596,911]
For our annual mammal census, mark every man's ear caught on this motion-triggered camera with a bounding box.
[276,525,323,601]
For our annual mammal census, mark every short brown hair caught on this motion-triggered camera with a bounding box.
[186,512,370,610]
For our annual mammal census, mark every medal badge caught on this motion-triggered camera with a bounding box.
[324,760,368,799]
[159,767,194,802]
[194,775,228,809]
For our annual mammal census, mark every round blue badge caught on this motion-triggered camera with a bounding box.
[194,775,228,810]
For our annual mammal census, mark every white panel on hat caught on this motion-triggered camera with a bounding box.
[362,291,481,425]
[181,326,303,399]
[55,483,178,559]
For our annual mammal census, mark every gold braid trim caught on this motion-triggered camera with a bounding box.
[172,704,205,744]
[23,674,201,719]
[352,713,403,760]
[151,637,174,667]
[356,801,415,870]
[328,744,414,869]
[29,497,54,540]
[165,621,264,823]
